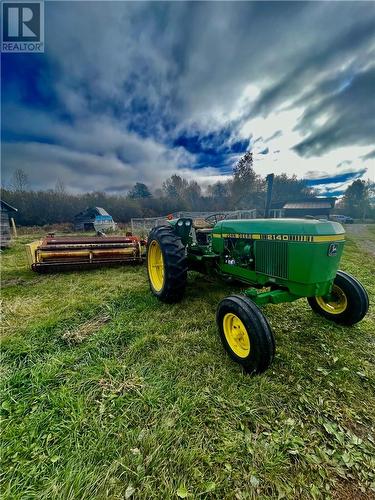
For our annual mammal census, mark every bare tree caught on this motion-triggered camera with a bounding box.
[11,169,29,192]
[55,178,67,194]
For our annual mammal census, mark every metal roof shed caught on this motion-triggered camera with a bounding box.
[282,198,336,218]
[1,200,18,248]
[74,207,116,232]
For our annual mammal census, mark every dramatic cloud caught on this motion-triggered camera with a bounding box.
[2,2,375,194]
[293,67,375,157]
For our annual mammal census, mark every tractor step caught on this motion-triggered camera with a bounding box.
[244,288,299,305]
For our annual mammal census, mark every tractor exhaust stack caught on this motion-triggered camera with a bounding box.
[265,173,274,218]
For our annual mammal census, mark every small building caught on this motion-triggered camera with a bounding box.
[283,198,336,218]
[271,198,336,219]
[74,207,116,232]
[0,200,18,248]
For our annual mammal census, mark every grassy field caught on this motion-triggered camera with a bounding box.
[1,227,374,499]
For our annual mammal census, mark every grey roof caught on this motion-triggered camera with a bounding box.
[284,201,333,209]
[1,200,18,212]
[75,207,111,218]
[95,207,110,216]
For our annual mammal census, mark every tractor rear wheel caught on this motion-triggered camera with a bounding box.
[216,295,275,374]
[147,226,187,303]
[307,270,369,325]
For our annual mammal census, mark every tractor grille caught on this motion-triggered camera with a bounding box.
[255,240,288,279]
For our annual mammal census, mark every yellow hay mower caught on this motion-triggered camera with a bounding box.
[26,234,145,273]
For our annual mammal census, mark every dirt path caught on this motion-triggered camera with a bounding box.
[345,224,375,257]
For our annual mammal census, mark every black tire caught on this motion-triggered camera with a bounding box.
[146,225,187,303]
[308,270,369,326]
[216,295,275,374]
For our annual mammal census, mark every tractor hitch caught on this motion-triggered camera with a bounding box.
[244,288,299,305]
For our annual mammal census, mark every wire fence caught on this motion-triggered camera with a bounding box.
[171,210,257,220]
[131,209,257,235]
[130,217,170,236]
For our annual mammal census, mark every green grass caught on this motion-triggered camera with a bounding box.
[1,229,374,499]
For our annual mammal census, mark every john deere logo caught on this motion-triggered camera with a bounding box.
[328,243,338,256]
[1,1,44,52]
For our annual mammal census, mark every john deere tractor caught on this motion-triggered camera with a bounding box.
[146,215,369,374]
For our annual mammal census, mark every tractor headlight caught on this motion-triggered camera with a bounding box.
[185,220,191,227]
[177,220,184,227]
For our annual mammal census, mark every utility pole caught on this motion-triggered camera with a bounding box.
[265,173,274,218]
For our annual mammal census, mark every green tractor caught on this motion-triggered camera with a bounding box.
[146,215,369,374]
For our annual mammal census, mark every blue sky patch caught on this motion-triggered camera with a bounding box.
[305,169,367,187]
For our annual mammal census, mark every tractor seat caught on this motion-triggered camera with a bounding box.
[193,218,213,229]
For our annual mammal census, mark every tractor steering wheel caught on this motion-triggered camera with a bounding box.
[204,213,228,227]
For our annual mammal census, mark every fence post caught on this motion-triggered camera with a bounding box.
[10,217,17,237]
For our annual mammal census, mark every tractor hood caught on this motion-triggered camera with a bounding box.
[212,218,345,239]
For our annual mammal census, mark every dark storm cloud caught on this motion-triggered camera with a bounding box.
[250,17,375,117]
[293,67,375,157]
[361,150,375,161]
[265,131,282,142]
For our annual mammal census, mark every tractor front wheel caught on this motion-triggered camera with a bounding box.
[216,295,275,374]
[307,270,369,325]
[146,226,187,303]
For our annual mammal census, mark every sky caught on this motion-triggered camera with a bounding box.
[2,1,375,196]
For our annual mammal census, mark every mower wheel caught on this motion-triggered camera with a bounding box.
[147,225,187,303]
[307,270,369,326]
[216,295,275,374]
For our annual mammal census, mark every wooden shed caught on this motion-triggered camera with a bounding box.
[282,198,336,218]
[271,198,336,219]
[74,207,116,232]
[1,200,18,248]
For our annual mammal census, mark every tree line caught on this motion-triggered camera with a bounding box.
[335,179,375,219]
[1,152,373,225]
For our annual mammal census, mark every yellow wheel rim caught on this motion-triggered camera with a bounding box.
[148,240,164,291]
[316,284,347,314]
[223,313,250,358]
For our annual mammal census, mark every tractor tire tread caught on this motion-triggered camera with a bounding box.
[147,225,188,303]
[307,269,369,325]
[216,294,275,374]
[337,270,369,319]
